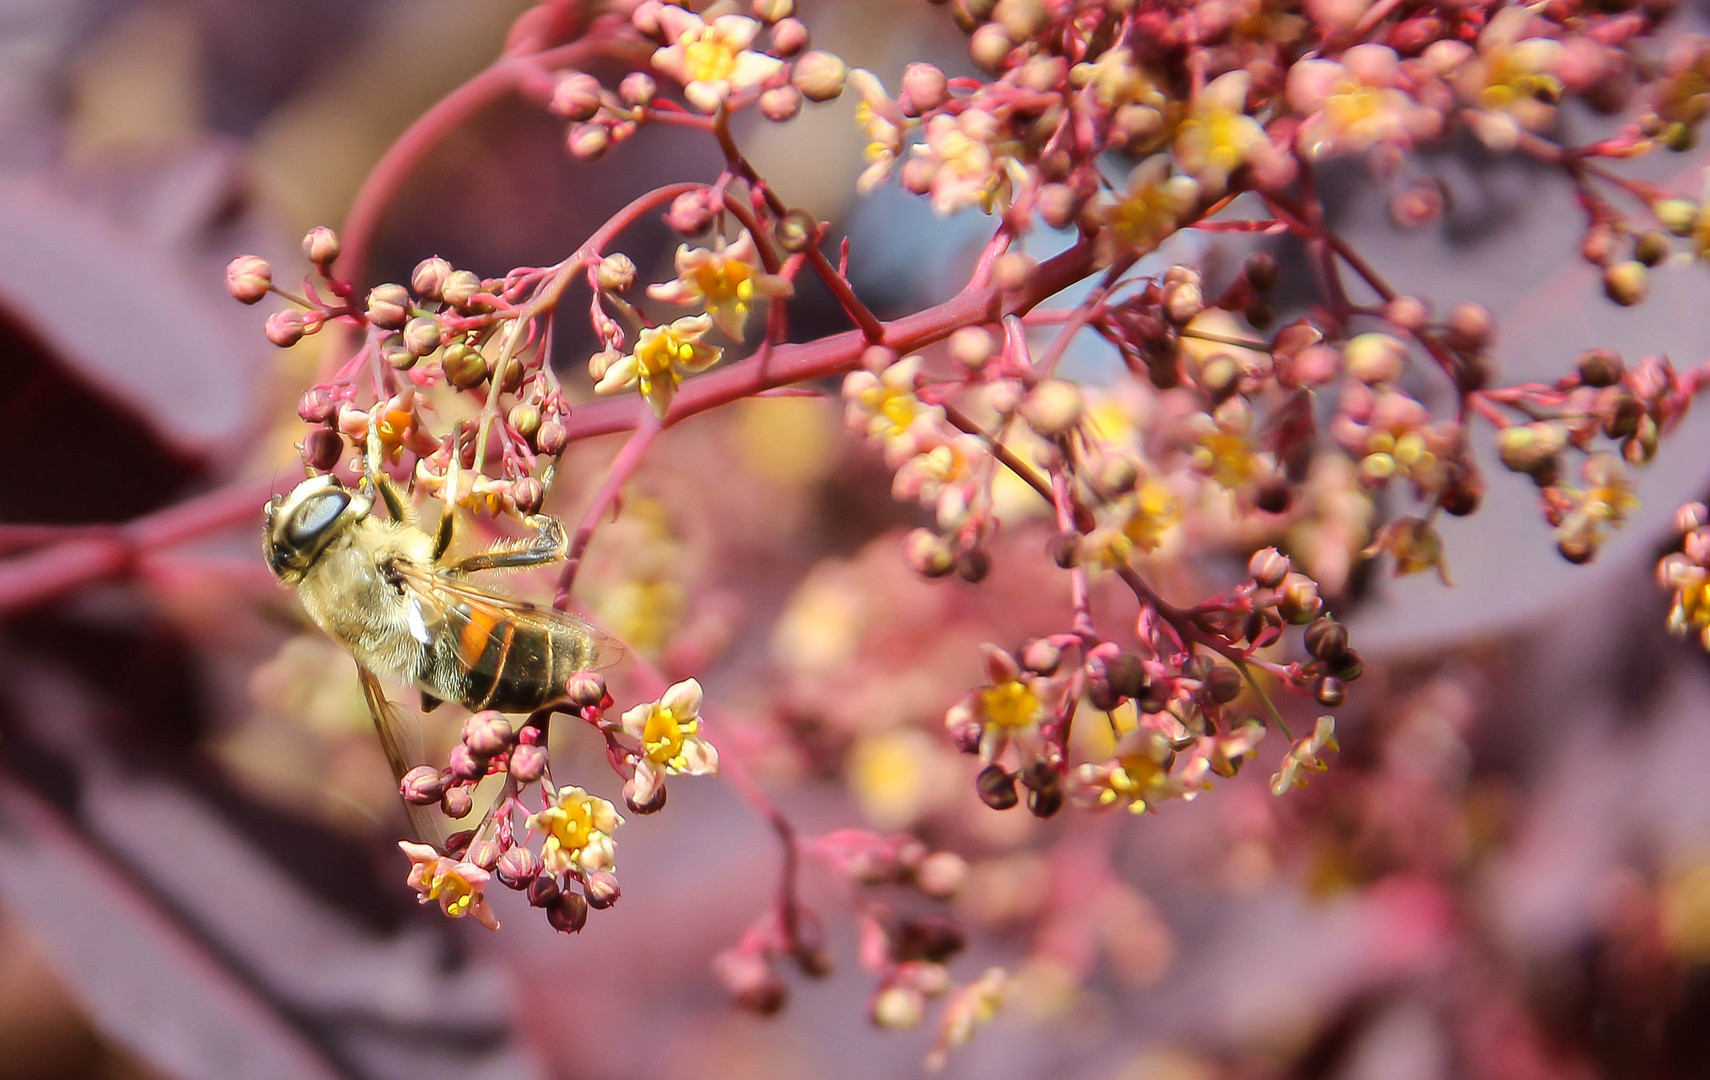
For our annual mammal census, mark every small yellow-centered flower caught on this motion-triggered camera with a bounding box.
[619,677,720,776]
[593,313,723,418]
[527,787,623,876]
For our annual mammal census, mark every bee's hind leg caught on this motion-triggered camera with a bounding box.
[449,514,568,574]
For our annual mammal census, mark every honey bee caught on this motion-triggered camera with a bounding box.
[263,473,617,837]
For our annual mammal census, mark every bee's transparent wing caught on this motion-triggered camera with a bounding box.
[357,664,444,848]
[389,561,625,674]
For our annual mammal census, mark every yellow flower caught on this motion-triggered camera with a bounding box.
[646,233,793,340]
[1271,715,1337,795]
[593,314,722,418]
[619,678,719,776]
[1454,7,1564,151]
[1100,156,1199,255]
[1173,71,1268,194]
[398,841,499,929]
[979,678,1042,729]
[650,11,784,113]
[527,787,623,876]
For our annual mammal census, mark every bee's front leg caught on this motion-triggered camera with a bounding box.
[448,514,568,574]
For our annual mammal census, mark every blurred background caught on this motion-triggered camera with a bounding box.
[5,1,1710,1078]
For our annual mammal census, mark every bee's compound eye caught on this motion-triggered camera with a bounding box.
[286,491,349,549]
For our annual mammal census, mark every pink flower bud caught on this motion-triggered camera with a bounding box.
[462,710,515,756]
[567,122,611,160]
[297,387,336,423]
[448,743,488,781]
[900,62,947,114]
[550,71,604,121]
[302,427,343,472]
[495,846,540,889]
[535,417,568,456]
[411,257,452,300]
[365,283,411,330]
[583,870,621,909]
[400,765,447,806]
[791,50,847,101]
[441,785,474,818]
[760,84,802,121]
[509,743,548,783]
[565,670,607,708]
[226,255,272,304]
[771,17,810,57]
[301,226,341,267]
[264,310,307,347]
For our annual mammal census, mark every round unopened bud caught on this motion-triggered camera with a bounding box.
[441,785,474,818]
[550,71,604,121]
[297,387,336,424]
[400,765,447,806]
[1020,379,1084,436]
[509,742,548,784]
[527,873,561,908]
[1313,674,1346,708]
[899,155,936,196]
[265,310,307,347]
[1444,302,1494,351]
[597,253,637,292]
[1026,777,1064,818]
[1657,198,1697,237]
[587,347,618,383]
[1304,617,1349,661]
[565,670,608,708]
[1036,182,1087,229]
[462,710,515,757]
[584,870,621,909]
[1497,422,1566,474]
[861,344,898,373]
[401,316,441,358]
[975,764,1018,810]
[1205,664,1243,704]
[873,983,927,1029]
[1255,477,1292,514]
[717,951,788,1014]
[491,355,525,394]
[1344,332,1407,384]
[1577,348,1624,388]
[495,845,540,889]
[547,890,590,933]
[442,342,486,389]
[969,23,1014,72]
[1383,295,1429,333]
[512,476,544,515]
[1677,502,1710,535]
[302,426,343,472]
[891,915,966,963]
[535,417,568,456]
[226,255,272,304]
[792,50,848,101]
[448,743,488,781]
[411,257,452,300]
[365,283,411,330]
[665,190,715,235]
[1164,280,1205,324]
[948,326,995,369]
[913,851,969,899]
[507,402,542,441]
[771,16,810,55]
[468,838,502,871]
[901,62,948,113]
[754,0,794,21]
[1603,260,1648,306]
[568,122,611,160]
[1245,252,1280,292]
[759,84,802,121]
[992,251,1036,292]
[1277,573,1323,623]
[301,226,340,266]
[994,0,1048,38]
[957,548,991,583]
[1249,546,1291,588]
[378,339,413,371]
[1633,230,1671,267]
[903,528,956,578]
[442,830,475,857]
[618,71,656,108]
[776,209,817,253]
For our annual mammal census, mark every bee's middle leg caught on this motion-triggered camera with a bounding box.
[448,514,568,574]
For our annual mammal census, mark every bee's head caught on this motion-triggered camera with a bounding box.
[264,475,371,583]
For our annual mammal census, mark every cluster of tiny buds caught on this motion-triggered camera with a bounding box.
[229,229,570,518]
[392,673,720,933]
[715,828,974,1030]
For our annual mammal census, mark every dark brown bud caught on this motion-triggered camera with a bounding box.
[365,283,411,330]
[1105,652,1147,700]
[1244,251,1280,292]
[1278,573,1323,623]
[975,765,1018,810]
[956,548,991,583]
[547,891,590,933]
[1018,758,1058,792]
[890,916,966,963]
[1026,779,1064,818]
[302,427,343,472]
[1558,535,1596,564]
[1048,531,1080,568]
[1633,231,1671,268]
[1577,348,1624,388]
[1601,388,1642,438]
[1304,617,1349,662]
[400,765,447,806]
[527,873,561,908]
[1313,674,1346,708]
[1438,463,1484,517]
[1444,302,1494,352]
[441,785,474,818]
[1205,664,1243,704]
[442,830,475,857]
[1254,478,1293,515]
[1331,648,1364,682]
